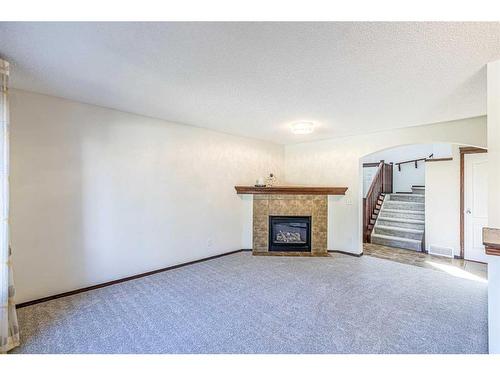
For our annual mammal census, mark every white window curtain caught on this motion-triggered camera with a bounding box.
[0,58,19,354]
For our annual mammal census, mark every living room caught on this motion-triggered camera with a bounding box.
[2,2,500,373]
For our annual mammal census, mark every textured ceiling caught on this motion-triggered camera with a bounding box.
[1,22,499,144]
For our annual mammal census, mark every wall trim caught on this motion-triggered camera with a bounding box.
[328,250,363,257]
[460,146,488,259]
[16,249,248,309]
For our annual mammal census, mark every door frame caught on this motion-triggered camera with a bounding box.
[460,146,488,259]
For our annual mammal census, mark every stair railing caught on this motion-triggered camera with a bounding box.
[363,161,393,242]
[394,153,433,171]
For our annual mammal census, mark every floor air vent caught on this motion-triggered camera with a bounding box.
[428,245,454,258]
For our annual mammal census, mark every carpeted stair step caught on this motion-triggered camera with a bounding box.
[373,225,424,240]
[376,217,425,230]
[383,200,425,211]
[370,233,422,251]
[379,209,424,220]
[388,193,425,203]
[411,186,425,195]
[370,186,426,252]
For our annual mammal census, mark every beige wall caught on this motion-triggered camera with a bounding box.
[285,117,487,254]
[9,89,284,303]
[424,146,461,257]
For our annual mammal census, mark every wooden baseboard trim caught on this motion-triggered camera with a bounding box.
[328,250,363,257]
[467,259,488,265]
[16,249,246,309]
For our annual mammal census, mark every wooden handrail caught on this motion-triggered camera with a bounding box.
[395,153,433,171]
[363,161,393,242]
[395,153,433,166]
[363,160,384,168]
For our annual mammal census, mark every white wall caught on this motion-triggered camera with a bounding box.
[363,143,452,164]
[393,160,425,193]
[9,90,284,303]
[284,118,487,254]
[362,166,378,197]
[425,146,461,257]
[240,195,253,249]
[487,59,500,354]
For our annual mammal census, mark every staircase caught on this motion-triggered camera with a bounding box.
[363,161,393,242]
[370,185,425,251]
[366,192,386,239]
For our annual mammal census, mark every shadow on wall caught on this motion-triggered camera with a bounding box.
[9,89,285,304]
[9,91,89,304]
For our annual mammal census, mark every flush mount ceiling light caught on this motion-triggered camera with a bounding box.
[290,121,315,135]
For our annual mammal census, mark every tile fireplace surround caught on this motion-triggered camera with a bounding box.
[253,194,328,256]
[235,186,348,256]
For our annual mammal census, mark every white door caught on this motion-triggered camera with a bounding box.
[464,152,488,263]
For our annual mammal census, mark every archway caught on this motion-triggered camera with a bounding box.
[358,142,487,281]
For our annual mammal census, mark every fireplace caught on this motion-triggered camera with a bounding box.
[269,216,311,252]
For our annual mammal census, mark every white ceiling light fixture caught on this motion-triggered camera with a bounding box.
[290,121,315,135]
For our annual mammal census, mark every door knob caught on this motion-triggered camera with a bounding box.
[466,209,472,214]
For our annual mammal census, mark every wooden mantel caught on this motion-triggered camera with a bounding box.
[234,185,348,195]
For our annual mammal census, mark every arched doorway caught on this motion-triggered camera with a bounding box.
[359,142,487,281]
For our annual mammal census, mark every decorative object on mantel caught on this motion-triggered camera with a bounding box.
[265,173,276,187]
[235,185,348,195]
[255,176,266,187]
[483,227,500,256]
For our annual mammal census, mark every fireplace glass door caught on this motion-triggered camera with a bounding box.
[269,216,311,251]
